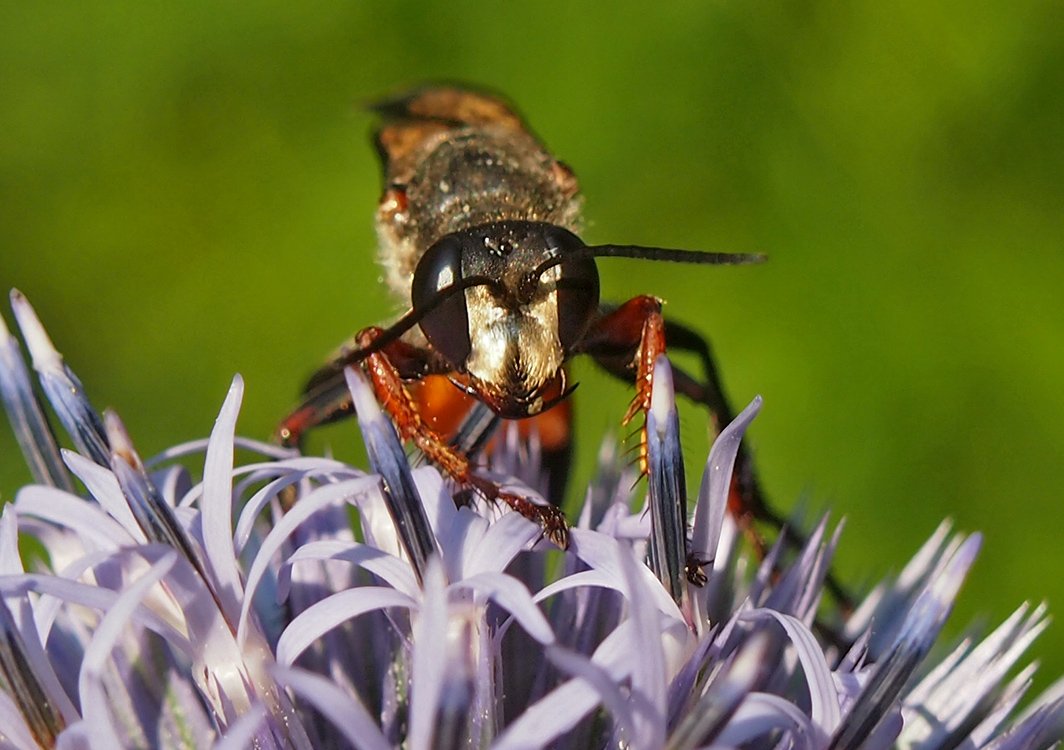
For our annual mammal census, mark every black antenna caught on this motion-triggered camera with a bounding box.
[361,275,506,358]
[527,245,766,289]
[301,275,503,395]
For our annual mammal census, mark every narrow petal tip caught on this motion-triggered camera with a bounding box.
[345,366,384,427]
[344,365,437,584]
[102,410,138,466]
[9,292,63,373]
[649,354,676,430]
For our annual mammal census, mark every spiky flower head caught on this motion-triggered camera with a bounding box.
[0,290,1061,749]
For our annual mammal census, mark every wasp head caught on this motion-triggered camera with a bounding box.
[411,221,599,418]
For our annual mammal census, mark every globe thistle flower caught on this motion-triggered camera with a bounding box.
[0,289,1061,749]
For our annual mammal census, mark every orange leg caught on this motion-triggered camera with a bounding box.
[579,296,767,581]
[412,374,574,504]
[356,328,569,548]
[277,329,570,547]
[576,296,664,472]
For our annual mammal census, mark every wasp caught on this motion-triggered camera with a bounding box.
[277,86,770,553]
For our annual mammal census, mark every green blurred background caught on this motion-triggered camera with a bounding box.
[2,1,1062,690]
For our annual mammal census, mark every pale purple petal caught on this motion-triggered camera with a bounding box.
[0,571,188,653]
[212,704,265,750]
[759,516,834,621]
[149,435,297,466]
[409,561,448,750]
[545,645,634,741]
[104,412,201,553]
[567,528,683,618]
[0,507,79,729]
[274,666,391,750]
[436,508,487,582]
[844,520,953,648]
[276,587,417,666]
[199,375,246,627]
[0,303,71,491]
[461,510,539,577]
[985,693,1064,750]
[741,608,841,737]
[832,533,982,750]
[688,637,782,750]
[645,355,688,602]
[532,568,628,605]
[348,367,437,583]
[493,623,638,749]
[232,473,304,549]
[0,687,40,750]
[492,675,601,749]
[238,475,379,644]
[61,452,144,543]
[917,603,1046,705]
[409,467,459,547]
[0,509,20,578]
[715,692,817,749]
[281,540,418,600]
[901,602,1049,746]
[13,485,133,552]
[854,710,905,750]
[77,551,177,750]
[617,540,668,749]
[11,292,109,467]
[55,724,93,750]
[1020,687,1064,748]
[454,572,554,644]
[966,664,1037,748]
[898,533,982,650]
[0,597,67,747]
[691,395,762,567]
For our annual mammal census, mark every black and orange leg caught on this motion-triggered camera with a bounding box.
[577,297,771,575]
[580,301,853,608]
[272,333,438,510]
[661,318,852,609]
[660,318,781,532]
[278,327,569,547]
[356,328,569,547]
[276,332,438,450]
[407,373,572,505]
[576,297,707,579]
[576,297,665,442]
[578,300,768,524]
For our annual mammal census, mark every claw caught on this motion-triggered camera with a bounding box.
[469,476,570,549]
[684,554,709,587]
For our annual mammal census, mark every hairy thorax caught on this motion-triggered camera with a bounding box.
[375,125,582,301]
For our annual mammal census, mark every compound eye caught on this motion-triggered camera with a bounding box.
[555,255,600,350]
[411,235,472,366]
[540,227,601,351]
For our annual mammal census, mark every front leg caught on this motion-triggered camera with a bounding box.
[577,296,766,570]
[282,328,569,548]
[358,328,569,548]
[575,296,666,473]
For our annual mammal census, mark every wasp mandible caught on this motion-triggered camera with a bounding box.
[277,86,769,552]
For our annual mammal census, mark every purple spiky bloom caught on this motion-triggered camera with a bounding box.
[0,290,1061,750]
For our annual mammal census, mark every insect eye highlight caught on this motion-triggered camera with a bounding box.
[412,235,472,366]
